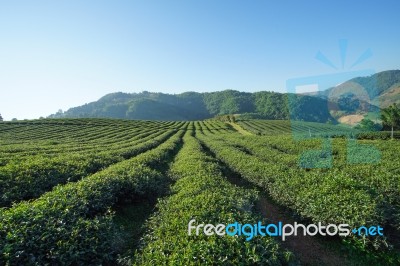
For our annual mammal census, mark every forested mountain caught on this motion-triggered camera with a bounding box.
[49,70,400,122]
[49,90,335,122]
[304,70,400,110]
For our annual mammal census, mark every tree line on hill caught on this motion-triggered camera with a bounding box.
[48,90,336,123]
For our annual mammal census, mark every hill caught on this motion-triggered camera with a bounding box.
[48,70,400,123]
[49,90,336,123]
[303,70,400,118]
[298,70,400,124]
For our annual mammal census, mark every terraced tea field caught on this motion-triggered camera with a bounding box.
[0,118,399,265]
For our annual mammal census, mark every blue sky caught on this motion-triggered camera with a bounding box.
[0,0,399,120]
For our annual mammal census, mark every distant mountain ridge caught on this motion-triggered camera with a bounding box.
[303,70,400,110]
[299,70,400,123]
[49,70,400,122]
[49,90,335,123]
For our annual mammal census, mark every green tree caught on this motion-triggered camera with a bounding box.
[355,118,380,131]
[0,113,3,121]
[381,104,400,139]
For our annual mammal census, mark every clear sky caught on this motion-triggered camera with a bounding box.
[1,0,399,120]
